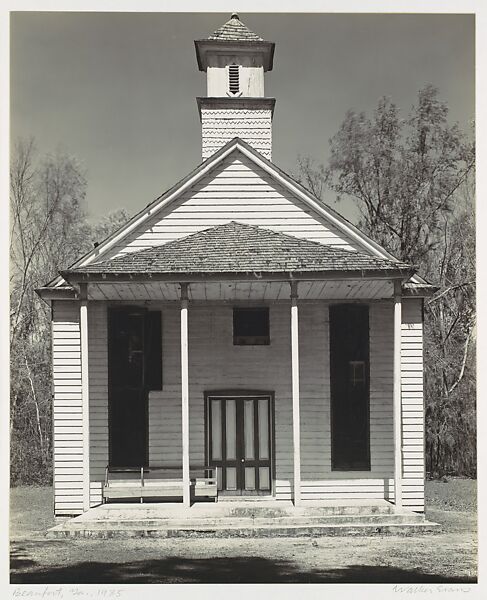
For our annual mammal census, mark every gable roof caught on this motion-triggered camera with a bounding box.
[44,137,430,292]
[63,221,413,283]
[207,13,264,42]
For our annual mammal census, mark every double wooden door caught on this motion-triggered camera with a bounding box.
[207,396,273,495]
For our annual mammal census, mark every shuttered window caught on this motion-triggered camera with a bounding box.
[228,64,240,94]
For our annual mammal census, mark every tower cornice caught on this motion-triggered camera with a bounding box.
[196,97,276,120]
[194,39,275,72]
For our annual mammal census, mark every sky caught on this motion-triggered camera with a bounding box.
[10,11,475,224]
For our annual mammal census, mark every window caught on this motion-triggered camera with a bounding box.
[228,64,240,94]
[233,307,270,345]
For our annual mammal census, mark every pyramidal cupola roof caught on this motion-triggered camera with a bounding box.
[195,13,275,72]
[207,13,264,42]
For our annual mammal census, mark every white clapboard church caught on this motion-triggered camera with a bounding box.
[38,14,434,521]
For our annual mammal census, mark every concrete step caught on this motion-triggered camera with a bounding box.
[225,505,396,518]
[51,512,425,530]
[47,520,439,539]
[94,502,397,518]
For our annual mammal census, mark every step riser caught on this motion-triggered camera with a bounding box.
[47,523,438,539]
[227,508,395,517]
[98,506,396,517]
[60,514,425,529]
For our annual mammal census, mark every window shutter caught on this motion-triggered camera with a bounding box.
[145,311,162,390]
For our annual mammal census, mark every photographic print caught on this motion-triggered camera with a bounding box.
[8,5,477,589]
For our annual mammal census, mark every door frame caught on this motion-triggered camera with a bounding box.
[204,390,276,496]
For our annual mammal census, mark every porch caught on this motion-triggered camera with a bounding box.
[51,222,423,515]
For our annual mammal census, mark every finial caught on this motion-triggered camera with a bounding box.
[230,13,239,20]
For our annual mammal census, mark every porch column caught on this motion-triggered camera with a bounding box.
[393,280,403,510]
[290,281,301,506]
[180,283,191,507]
[80,283,90,512]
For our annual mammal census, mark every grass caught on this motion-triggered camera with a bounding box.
[9,478,478,584]
[10,486,56,538]
[425,477,477,511]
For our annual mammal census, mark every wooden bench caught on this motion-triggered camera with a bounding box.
[102,465,219,504]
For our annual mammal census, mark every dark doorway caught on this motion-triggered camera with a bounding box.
[206,395,273,495]
[108,307,161,468]
[329,304,370,470]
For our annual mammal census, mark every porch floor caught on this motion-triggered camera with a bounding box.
[48,500,439,538]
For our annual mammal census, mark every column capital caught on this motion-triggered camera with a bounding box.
[79,282,88,302]
[180,282,189,301]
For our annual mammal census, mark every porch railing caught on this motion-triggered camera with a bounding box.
[103,464,219,504]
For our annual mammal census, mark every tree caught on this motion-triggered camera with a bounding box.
[90,208,130,246]
[423,178,476,476]
[10,139,91,483]
[296,85,476,477]
[10,139,133,485]
[299,85,474,266]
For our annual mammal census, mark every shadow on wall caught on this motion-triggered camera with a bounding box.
[10,544,476,584]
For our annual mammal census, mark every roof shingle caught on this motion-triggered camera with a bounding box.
[207,13,264,42]
[68,222,412,277]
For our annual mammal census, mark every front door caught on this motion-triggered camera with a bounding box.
[207,395,273,495]
[108,308,149,468]
[330,304,370,470]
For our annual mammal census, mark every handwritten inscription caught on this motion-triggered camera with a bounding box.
[12,587,124,599]
[392,585,472,594]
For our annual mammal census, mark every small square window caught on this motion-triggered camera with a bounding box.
[233,307,270,345]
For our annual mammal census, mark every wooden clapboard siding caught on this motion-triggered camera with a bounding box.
[52,301,84,515]
[88,302,108,507]
[143,300,421,505]
[369,303,394,476]
[148,303,293,473]
[298,303,329,480]
[276,303,396,501]
[103,152,361,259]
[401,299,425,511]
[70,297,424,510]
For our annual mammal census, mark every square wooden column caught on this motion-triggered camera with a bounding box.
[180,283,191,507]
[393,280,403,510]
[290,281,302,506]
[79,283,90,512]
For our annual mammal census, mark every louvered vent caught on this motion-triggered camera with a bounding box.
[228,64,240,94]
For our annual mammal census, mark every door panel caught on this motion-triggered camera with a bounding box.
[208,396,273,495]
[109,387,147,467]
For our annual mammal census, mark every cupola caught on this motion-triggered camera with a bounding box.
[195,14,276,160]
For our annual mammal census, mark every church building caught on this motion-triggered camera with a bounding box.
[38,14,434,522]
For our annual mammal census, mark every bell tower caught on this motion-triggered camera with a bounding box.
[195,14,275,160]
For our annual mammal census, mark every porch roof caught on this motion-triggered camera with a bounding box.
[62,222,413,283]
